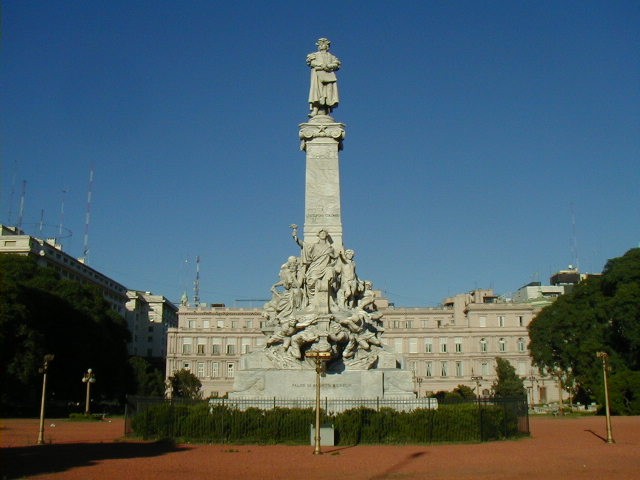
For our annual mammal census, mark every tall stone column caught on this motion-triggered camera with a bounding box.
[299,115,346,251]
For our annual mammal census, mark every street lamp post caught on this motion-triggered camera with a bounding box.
[596,352,614,444]
[306,350,332,455]
[416,377,423,398]
[471,372,483,441]
[37,354,55,445]
[82,369,96,415]
[527,373,538,411]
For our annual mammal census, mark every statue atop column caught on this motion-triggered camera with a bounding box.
[306,37,340,118]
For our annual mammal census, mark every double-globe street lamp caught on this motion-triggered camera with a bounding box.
[306,349,332,455]
[596,352,614,444]
[37,354,55,445]
[82,369,96,415]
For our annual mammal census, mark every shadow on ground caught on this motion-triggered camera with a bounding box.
[0,440,185,479]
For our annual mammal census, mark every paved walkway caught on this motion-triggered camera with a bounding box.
[1,415,639,479]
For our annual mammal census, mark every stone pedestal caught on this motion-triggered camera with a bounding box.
[229,368,415,401]
[299,115,346,251]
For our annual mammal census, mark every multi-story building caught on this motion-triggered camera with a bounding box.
[1,225,178,362]
[125,291,178,359]
[0,224,127,315]
[167,289,560,405]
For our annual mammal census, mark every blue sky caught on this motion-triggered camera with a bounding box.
[2,1,638,307]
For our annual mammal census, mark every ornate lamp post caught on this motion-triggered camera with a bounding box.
[82,368,96,415]
[596,352,614,444]
[416,377,423,398]
[471,372,484,441]
[306,350,332,455]
[471,373,483,405]
[527,372,538,411]
[37,354,55,445]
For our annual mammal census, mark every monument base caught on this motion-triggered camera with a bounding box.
[229,368,415,401]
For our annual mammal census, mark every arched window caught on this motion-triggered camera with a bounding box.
[517,337,525,352]
[480,338,488,352]
[498,338,506,352]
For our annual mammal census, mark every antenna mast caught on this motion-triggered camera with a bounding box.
[82,168,94,263]
[570,203,579,270]
[58,188,68,240]
[193,255,201,307]
[17,180,26,230]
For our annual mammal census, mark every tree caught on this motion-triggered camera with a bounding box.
[492,357,526,399]
[0,255,131,415]
[528,248,640,414]
[168,369,202,399]
[129,356,165,397]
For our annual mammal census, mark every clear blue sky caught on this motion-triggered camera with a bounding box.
[2,1,638,307]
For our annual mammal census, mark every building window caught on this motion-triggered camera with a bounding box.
[518,316,524,327]
[409,361,416,373]
[425,338,433,353]
[217,320,224,328]
[242,338,251,354]
[441,361,448,377]
[518,337,525,352]
[212,344,221,355]
[181,338,192,354]
[246,319,253,328]
[203,320,210,329]
[498,316,505,327]
[425,361,433,377]
[196,362,205,378]
[197,337,206,354]
[211,362,219,378]
[394,338,403,353]
[406,320,413,329]
[498,338,506,352]
[455,337,463,353]
[481,362,489,376]
[226,344,236,355]
[188,320,196,328]
[227,363,235,378]
[231,320,238,328]
[409,338,418,354]
[479,316,486,328]
[480,338,487,353]
[439,339,447,353]
[456,361,463,377]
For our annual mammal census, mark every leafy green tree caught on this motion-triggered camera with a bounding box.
[0,255,131,415]
[129,356,165,396]
[492,357,526,398]
[452,384,477,400]
[529,248,640,414]
[168,369,202,399]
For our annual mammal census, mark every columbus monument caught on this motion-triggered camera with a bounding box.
[229,39,413,401]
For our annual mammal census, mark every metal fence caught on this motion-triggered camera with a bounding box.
[125,395,528,444]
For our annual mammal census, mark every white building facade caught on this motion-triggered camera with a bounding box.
[125,291,178,358]
[0,224,127,315]
[167,289,560,405]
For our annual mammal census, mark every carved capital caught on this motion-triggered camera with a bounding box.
[299,119,346,151]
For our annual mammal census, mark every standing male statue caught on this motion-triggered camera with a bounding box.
[307,37,340,117]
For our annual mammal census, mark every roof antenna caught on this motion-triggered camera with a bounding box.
[17,180,26,231]
[58,188,68,241]
[81,167,94,263]
[193,255,201,307]
[570,203,579,271]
